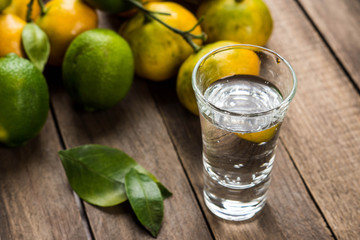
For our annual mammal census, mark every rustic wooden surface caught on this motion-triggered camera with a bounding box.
[48,71,212,240]
[297,0,360,87]
[0,116,88,240]
[0,0,359,239]
[150,81,332,240]
[264,0,360,239]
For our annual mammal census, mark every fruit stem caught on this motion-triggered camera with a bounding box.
[26,0,45,22]
[38,0,46,16]
[26,0,35,22]
[126,0,206,52]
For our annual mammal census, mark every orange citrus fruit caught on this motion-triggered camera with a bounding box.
[177,41,237,115]
[197,0,273,46]
[177,42,260,115]
[36,0,98,66]
[200,46,260,85]
[0,13,26,58]
[0,0,11,12]
[120,1,202,81]
[3,0,40,20]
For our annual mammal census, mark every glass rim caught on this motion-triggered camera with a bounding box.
[192,44,297,117]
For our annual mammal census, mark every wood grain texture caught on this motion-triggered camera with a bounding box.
[48,68,212,239]
[47,12,211,239]
[296,0,360,87]
[0,116,88,240]
[149,80,332,239]
[264,0,360,239]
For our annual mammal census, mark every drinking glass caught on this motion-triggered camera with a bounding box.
[192,44,297,221]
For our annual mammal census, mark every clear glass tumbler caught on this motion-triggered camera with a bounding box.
[192,44,297,221]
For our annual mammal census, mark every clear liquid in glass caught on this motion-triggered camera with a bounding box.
[199,74,283,220]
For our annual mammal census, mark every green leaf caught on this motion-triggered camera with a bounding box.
[58,144,171,207]
[133,165,172,199]
[125,169,164,237]
[22,23,50,72]
[156,183,173,199]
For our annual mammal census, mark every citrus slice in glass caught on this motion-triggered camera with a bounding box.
[235,124,279,143]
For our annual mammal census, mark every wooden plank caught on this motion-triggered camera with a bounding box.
[296,0,360,87]
[263,0,360,239]
[149,80,332,239]
[0,115,88,240]
[48,68,212,239]
[47,12,212,239]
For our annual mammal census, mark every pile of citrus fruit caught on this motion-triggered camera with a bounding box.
[0,0,273,147]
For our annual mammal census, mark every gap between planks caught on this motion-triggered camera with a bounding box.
[292,0,360,95]
[279,138,337,240]
[49,99,95,240]
[146,81,216,240]
[264,0,360,238]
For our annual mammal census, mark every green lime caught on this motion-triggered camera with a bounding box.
[63,29,134,112]
[0,54,49,147]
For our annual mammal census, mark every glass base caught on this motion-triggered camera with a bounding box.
[204,190,267,221]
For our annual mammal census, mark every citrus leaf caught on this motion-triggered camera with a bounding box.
[22,23,50,72]
[58,144,171,207]
[59,150,127,206]
[125,169,164,237]
[157,182,173,199]
[133,165,172,199]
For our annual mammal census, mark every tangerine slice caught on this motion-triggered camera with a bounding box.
[235,124,279,143]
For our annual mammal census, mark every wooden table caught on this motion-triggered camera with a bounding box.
[1,0,359,239]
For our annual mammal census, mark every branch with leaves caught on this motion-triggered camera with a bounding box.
[126,0,206,52]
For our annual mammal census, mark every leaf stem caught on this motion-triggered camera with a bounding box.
[125,0,206,52]
[26,0,35,22]
[38,0,45,16]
